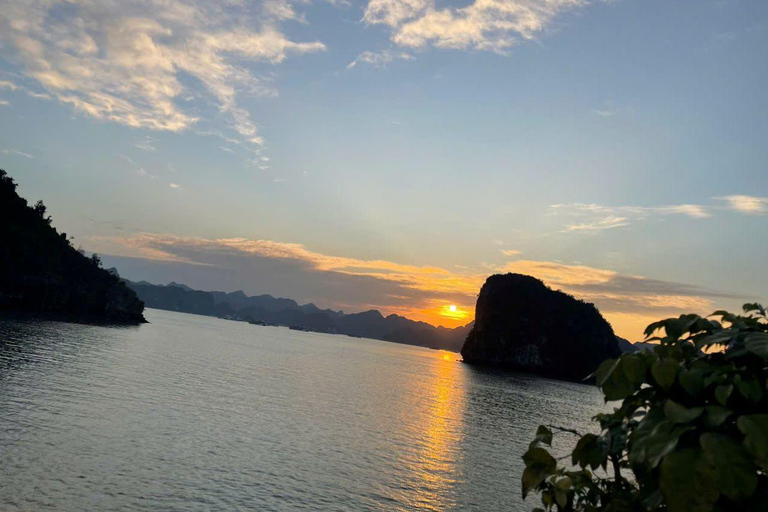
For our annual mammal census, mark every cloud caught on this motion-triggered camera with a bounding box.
[500,249,522,256]
[363,0,603,54]
[1,148,33,158]
[347,49,414,68]
[551,201,712,232]
[0,99,9,106]
[716,195,768,215]
[0,0,326,149]
[565,215,629,232]
[134,136,158,152]
[88,232,739,337]
[169,183,182,189]
[0,80,18,90]
[26,90,52,100]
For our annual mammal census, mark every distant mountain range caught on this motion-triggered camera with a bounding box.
[124,279,472,352]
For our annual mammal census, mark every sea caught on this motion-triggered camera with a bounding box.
[0,308,606,511]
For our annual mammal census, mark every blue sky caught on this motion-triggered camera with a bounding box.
[1,0,766,338]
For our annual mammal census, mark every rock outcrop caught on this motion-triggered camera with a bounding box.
[461,273,620,381]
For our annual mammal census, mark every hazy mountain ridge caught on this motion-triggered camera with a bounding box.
[126,280,470,351]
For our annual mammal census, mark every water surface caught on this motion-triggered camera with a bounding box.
[0,309,605,511]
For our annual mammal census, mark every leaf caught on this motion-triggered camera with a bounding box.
[744,332,768,359]
[743,303,766,316]
[522,447,557,499]
[697,329,738,347]
[737,415,768,470]
[595,358,620,387]
[529,425,553,450]
[678,367,705,397]
[629,411,693,470]
[555,477,572,508]
[715,384,733,406]
[664,400,704,424]
[665,315,701,340]
[736,374,763,403]
[659,449,719,512]
[572,433,604,470]
[651,358,679,390]
[703,406,731,428]
[600,356,646,401]
[700,433,758,501]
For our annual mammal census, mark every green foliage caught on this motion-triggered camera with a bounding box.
[522,305,768,511]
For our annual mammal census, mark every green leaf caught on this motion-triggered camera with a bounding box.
[737,415,768,470]
[715,384,733,406]
[697,329,738,347]
[700,433,758,501]
[595,358,619,386]
[664,400,704,424]
[744,332,768,359]
[703,406,731,428]
[555,477,572,508]
[572,433,604,470]
[678,367,705,397]
[600,356,646,401]
[736,374,763,403]
[659,449,719,512]
[522,447,557,499]
[529,425,553,450]
[629,410,693,470]
[651,358,679,390]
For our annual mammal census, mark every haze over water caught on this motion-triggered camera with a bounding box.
[1,309,605,511]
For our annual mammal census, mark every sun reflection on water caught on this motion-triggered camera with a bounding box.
[396,353,467,511]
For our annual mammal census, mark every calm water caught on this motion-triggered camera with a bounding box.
[0,309,606,511]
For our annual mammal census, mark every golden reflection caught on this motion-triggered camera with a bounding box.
[397,354,466,511]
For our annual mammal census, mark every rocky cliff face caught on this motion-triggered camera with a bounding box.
[461,273,620,381]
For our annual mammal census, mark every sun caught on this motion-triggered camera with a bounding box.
[438,304,469,322]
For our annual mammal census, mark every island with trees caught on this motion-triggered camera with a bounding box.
[0,169,145,323]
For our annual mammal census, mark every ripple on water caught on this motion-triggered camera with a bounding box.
[0,309,605,511]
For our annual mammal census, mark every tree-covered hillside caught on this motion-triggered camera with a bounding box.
[0,169,145,323]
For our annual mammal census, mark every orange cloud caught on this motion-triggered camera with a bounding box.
[91,233,739,340]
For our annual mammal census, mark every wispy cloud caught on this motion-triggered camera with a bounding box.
[500,249,522,256]
[550,201,712,232]
[0,99,9,106]
[0,0,326,150]
[715,195,768,215]
[347,49,414,68]
[1,148,33,159]
[592,108,614,117]
[362,0,606,54]
[564,216,630,232]
[134,136,158,152]
[0,80,18,91]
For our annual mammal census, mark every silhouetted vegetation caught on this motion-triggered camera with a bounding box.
[523,304,768,511]
[0,169,145,323]
[461,273,621,381]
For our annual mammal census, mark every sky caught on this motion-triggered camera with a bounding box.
[1,0,766,340]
